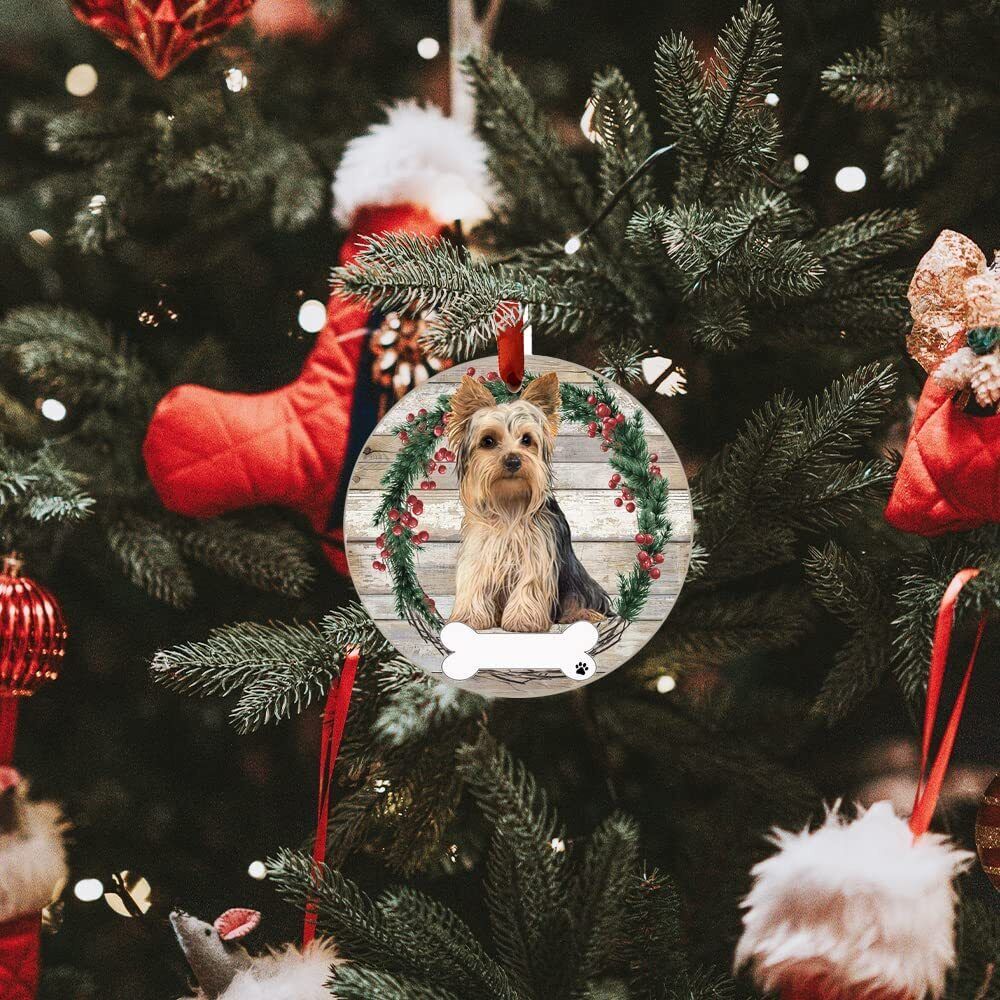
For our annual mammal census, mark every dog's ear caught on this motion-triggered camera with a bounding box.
[520,372,560,435]
[448,375,495,447]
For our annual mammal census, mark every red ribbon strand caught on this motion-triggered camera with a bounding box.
[0,696,18,766]
[909,568,987,839]
[496,306,525,392]
[302,648,360,947]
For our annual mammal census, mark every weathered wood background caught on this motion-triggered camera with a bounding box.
[345,356,692,697]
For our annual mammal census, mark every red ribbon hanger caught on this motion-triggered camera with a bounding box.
[302,648,360,947]
[496,306,525,392]
[909,568,988,839]
[0,697,18,767]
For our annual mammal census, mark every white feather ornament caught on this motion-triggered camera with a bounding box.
[735,801,972,1000]
[180,938,339,1000]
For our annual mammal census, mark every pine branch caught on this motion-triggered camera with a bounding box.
[107,513,195,609]
[0,442,94,526]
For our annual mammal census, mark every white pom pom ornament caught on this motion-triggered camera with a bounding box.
[736,801,972,1000]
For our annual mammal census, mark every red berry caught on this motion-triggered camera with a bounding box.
[434,426,444,437]
[388,508,400,521]
[418,530,429,542]
[477,375,486,383]
[588,427,597,438]
[411,499,424,515]
[649,453,658,463]
[399,431,408,443]
[392,524,403,536]
[406,412,415,422]
[626,502,636,512]
[487,371,498,381]
[381,549,390,560]
[372,560,385,571]
[466,367,476,376]
[588,421,598,433]
[429,480,437,490]
[611,473,621,484]
[654,552,664,564]
[438,464,446,474]
[616,413,625,424]
[418,407,427,416]
[601,443,610,451]
[596,403,610,418]
[587,394,596,405]
[648,567,661,580]
[614,497,624,507]
[635,532,646,544]
[406,494,417,508]
[621,489,632,500]
[420,481,430,491]
[376,534,385,548]
[610,479,619,490]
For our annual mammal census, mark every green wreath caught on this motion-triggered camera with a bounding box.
[370,371,672,655]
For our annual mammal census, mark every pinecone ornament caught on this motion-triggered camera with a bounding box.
[369,312,451,419]
[970,351,1000,408]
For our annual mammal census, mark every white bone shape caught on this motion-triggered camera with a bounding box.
[440,621,599,682]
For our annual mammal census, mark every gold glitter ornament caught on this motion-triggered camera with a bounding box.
[907,229,1000,373]
[970,351,1000,408]
[976,773,1000,891]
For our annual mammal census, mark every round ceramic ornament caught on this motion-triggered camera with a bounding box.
[344,355,692,697]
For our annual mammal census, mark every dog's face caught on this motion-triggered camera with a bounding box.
[448,373,560,519]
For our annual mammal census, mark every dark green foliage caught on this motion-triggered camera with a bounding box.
[0,441,93,527]
[336,4,916,363]
[824,5,1000,189]
[269,737,736,1000]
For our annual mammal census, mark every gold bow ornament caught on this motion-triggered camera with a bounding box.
[908,229,1000,409]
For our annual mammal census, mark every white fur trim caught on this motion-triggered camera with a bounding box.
[332,101,496,227]
[735,801,972,999]
[0,797,68,922]
[932,347,978,392]
[181,938,339,1000]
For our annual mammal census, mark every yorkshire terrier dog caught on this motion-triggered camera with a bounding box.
[448,372,611,633]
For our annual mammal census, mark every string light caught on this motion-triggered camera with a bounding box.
[73,878,104,902]
[579,97,602,144]
[417,37,440,60]
[65,63,98,97]
[564,235,582,255]
[224,67,249,92]
[764,91,779,106]
[656,674,677,694]
[40,399,67,422]
[247,860,267,880]
[88,194,107,215]
[793,153,809,172]
[28,229,53,247]
[105,871,152,916]
[550,837,566,853]
[297,299,327,333]
[835,166,867,192]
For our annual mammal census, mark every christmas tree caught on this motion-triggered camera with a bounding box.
[0,1,998,998]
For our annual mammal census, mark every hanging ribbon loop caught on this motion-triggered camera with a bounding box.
[495,304,525,393]
[302,648,360,947]
[909,568,987,839]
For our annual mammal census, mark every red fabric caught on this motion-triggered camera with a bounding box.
[303,649,359,947]
[496,308,525,391]
[143,204,445,572]
[0,914,41,1000]
[884,378,1000,536]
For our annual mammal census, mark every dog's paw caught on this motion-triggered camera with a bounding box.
[574,661,589,676]
[450,611,497,631]
[500,608,552,633]
[559,608,605,625]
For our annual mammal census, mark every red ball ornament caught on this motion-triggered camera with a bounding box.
[69,0,257,80]
[0,555,66,698]
[0,554,67,765]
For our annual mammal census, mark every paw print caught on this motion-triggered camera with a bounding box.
[574,661,589,676]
